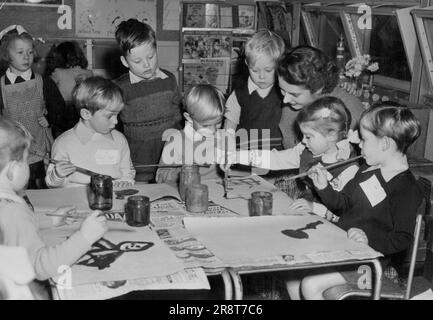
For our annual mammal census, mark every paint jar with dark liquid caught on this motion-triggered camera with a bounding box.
[186,184,208,213]
[179,165,201,201]
[87,174,113,211]
[125,196,150,227]
[249,191,273,216]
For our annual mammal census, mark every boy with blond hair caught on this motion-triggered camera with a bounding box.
[45,76,135,188]
[156,84,225,184]
[224,29,285,150]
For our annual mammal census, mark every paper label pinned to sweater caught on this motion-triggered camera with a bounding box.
[359,174,387,207]
[95,149,120,165]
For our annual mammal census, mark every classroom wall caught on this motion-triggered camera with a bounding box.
[0,0,258,82]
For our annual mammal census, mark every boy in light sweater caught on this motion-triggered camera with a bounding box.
[0,118,107,281]
[45,76,135,188]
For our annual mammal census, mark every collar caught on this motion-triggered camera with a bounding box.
[129,68,168,84]
[74,120,114,145]
[0,188,27,206]
[362,156,409,182]
[247,77,273,98]
[6,68,33,84]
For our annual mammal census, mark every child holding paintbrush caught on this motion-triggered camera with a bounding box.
[156,84,226,185]
[0,118,107,283]
[224,96,362,220]
[45,77,136,188]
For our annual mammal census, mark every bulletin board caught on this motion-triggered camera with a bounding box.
[74,0,157,38]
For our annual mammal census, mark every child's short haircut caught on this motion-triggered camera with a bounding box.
[278,46,338,94]
[72,76,124,114]
[296,96,351,141]
[0,29,34,62]
[245,29,285,66]
[360,102,421,153]
[45,41,88,76]
[185,84,225,123]
[115,19,156,56]
[0,119,32,172]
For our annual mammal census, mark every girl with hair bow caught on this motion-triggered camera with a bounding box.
[0,25,66,189]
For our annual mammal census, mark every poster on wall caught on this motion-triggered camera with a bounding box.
[183,58,230,94]
[75,0,157,38]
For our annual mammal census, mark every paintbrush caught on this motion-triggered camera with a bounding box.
[30,152,107,177]
[285,155,363,181]
[45,210,124,221]
[133,163,211,169]
[223,136,229,199]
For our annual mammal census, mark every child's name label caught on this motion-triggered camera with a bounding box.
[95,149,120,165]
[359,174,387,207]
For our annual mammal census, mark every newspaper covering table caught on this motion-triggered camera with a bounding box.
[183,215,383,268]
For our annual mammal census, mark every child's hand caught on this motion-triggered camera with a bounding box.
[80,210,108,244]
[50,206,77,226]
[38,116,49,128]
[348,228,369,245]
[113,180,134,188]
[54,161,76,178]
[307,164,329,190]
[289,199,313,214]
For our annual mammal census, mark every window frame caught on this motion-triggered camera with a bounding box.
[300,2,415,93]
[412,7,433,95]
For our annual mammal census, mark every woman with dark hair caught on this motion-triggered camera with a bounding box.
[278,45,364,148]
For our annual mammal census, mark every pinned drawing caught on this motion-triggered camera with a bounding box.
[281,221,324,239]
[77,238,154,270]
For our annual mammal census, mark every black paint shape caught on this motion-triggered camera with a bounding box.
[77,238,154,270]
[281,221,324,239]
[115,189,139,199]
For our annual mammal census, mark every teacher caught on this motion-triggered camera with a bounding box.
[278,45,364,148]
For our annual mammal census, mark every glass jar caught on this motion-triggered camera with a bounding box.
[87,174,113,211]
[186,184,208,213]
[125,196,150,227]
[179,165,200,201]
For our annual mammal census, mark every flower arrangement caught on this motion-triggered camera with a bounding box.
[344,54,379,78]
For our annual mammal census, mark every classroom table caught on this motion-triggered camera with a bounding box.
[194,176,384,300]
[27,183,235,300]
[28,176,384,300]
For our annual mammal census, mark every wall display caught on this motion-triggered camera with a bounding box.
[180,1,257,94]
[75,0,156,38]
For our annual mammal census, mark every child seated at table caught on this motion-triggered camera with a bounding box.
[45,76,136,188]
[288,102,422,300]
[224,96,361,220]
[0,118,108,282]
[156,84,225,184]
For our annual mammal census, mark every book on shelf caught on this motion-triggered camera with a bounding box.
[185,3,205,28]
[219,5,233,28]
[205,3,219,28]
[183,30,232,59]
[238,5,255,29]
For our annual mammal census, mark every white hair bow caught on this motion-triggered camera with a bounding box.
[335,130,360,160]
[0,25,28,41]
[0,24,45,43]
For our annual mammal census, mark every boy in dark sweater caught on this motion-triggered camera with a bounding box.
[114,19,182,182]
[224,30,285,150]
[290,103,423,300]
